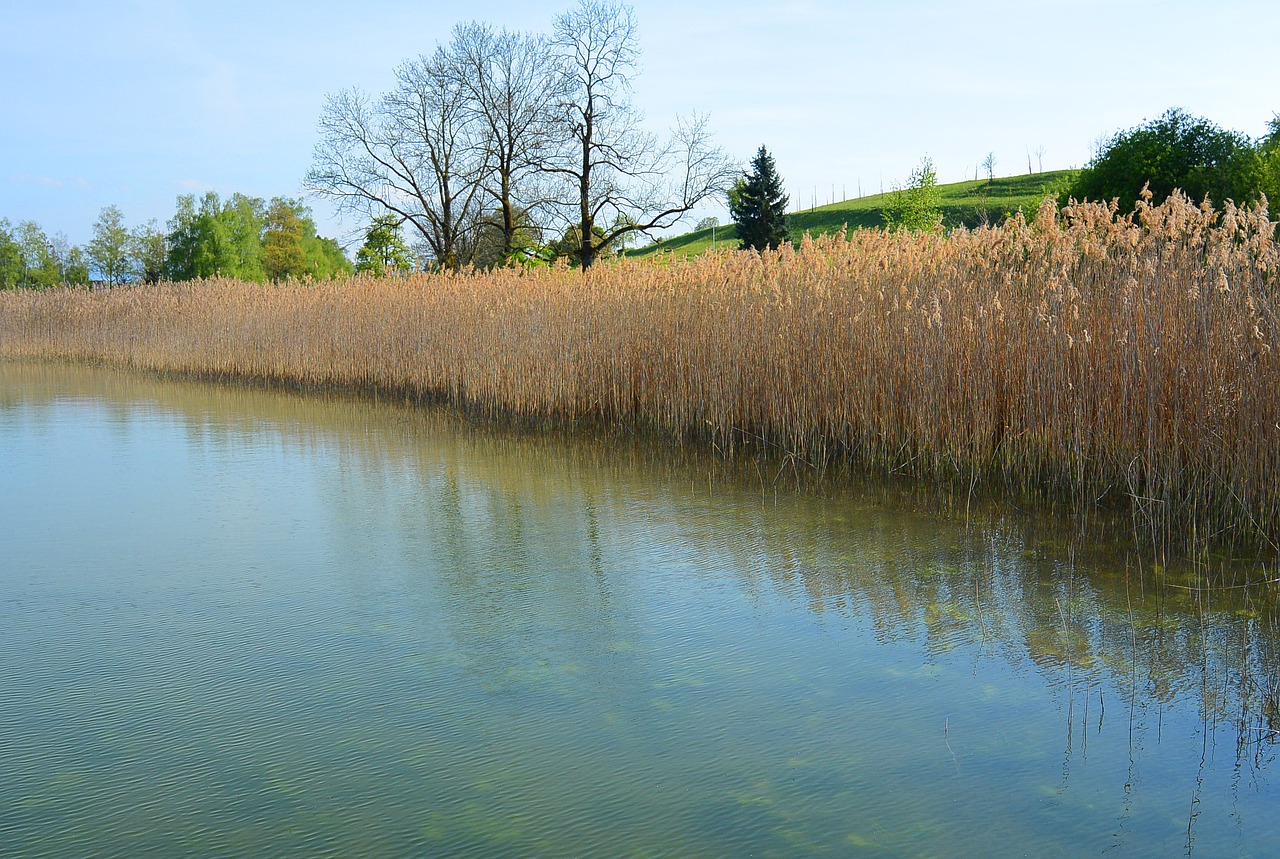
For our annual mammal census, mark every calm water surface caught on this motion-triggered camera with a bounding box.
[1,361,1277,857]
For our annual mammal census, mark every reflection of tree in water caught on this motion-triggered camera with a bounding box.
[11,360,1279,763]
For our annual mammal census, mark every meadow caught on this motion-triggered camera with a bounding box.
[631,169,1079,259]
[2,192,1277,554]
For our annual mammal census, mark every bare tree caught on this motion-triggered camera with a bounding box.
[546,0,735,269]
[307,49,484,270]
[449,22,565,265]
[982,151,998,183]
[1034,145,1046,173]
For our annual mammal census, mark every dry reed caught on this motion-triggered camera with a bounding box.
[2,193,1278,551]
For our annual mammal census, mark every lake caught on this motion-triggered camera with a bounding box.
[1,360,1277,857]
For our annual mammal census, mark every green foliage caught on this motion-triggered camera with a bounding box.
[305,235,354,279]
[883,157,943,233]
[131,220,168,284]
[167,194,350,283]
[219,194,267,282]
[472,208,542,269]
[1066,108,1265,212]
[0,219,22,288]
[729,146,789,251]
[1261,114,1280,211]
[166,192,268,282]
[0,218,91,288]
[167,193,226,280]
[88,205,135,286]
[355,215,413,276]
[61,246,91,286]
[262,199,309,280]
[547,223,613,267]
[17,221,62,289]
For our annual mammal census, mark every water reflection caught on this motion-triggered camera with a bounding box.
[2,359,1278,857]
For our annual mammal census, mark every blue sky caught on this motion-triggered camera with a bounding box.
[3,0,1277,249]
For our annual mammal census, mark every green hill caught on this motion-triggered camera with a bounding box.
[630,169,1079,259]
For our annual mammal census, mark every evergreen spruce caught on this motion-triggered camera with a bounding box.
[729,146,790,251]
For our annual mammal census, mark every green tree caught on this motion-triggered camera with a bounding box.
[355,215,413,275]
[219,193,267,282]
[167,193,228,280]
[304,235,354,279]
[547,222,613,267]
[130,220,168,284]
[883,156,943,233]
[472,206,542,268]
[48,231,90,285]
[166,192,266,282]
[262,197,352,280]
[17,221,61,289]
[88,205,134,286]
[1261,113,1280,211]
[61,245,91,286]
[262,198,310,280]
[0,219,22,288]
[729,145,790,251]
[1067,108,1265,212]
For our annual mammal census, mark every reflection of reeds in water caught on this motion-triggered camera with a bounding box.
[4,359,1279,774]
[1,194,1277,554]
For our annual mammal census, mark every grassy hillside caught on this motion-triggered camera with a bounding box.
[631,169,1078,259]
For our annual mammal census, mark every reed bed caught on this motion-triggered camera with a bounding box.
[2,194,1278,551]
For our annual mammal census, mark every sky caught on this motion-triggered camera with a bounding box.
[3,0,1278,250]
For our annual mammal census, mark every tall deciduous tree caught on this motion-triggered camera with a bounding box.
[262,198,309,280]
[729,146,790,251]
[547,0,735,269]
[131,220,168,284]
[450,22,564,266]
[308,48,485,270]
[88,205,134,286]
[18,221,62,289]
[0,219,22,288]
[166,192,267,282]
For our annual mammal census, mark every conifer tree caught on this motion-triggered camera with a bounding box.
[729,146,790,251]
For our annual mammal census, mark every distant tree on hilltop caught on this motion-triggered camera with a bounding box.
[883,156,942,233]
[729,146,789,251]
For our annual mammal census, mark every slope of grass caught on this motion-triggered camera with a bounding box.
[631,169,1078,259]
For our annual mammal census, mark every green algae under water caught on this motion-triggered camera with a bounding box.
[1,360,1278,857]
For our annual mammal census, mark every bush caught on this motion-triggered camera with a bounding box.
[1066,108,1265,212]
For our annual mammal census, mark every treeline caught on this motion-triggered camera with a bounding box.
[1,193,351,290]
[1065,108,1280,212]
[0,218,91,289]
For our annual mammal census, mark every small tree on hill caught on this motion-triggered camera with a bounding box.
[729,145,789,251]
[883,157,942,233]
[982,151,997,183]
